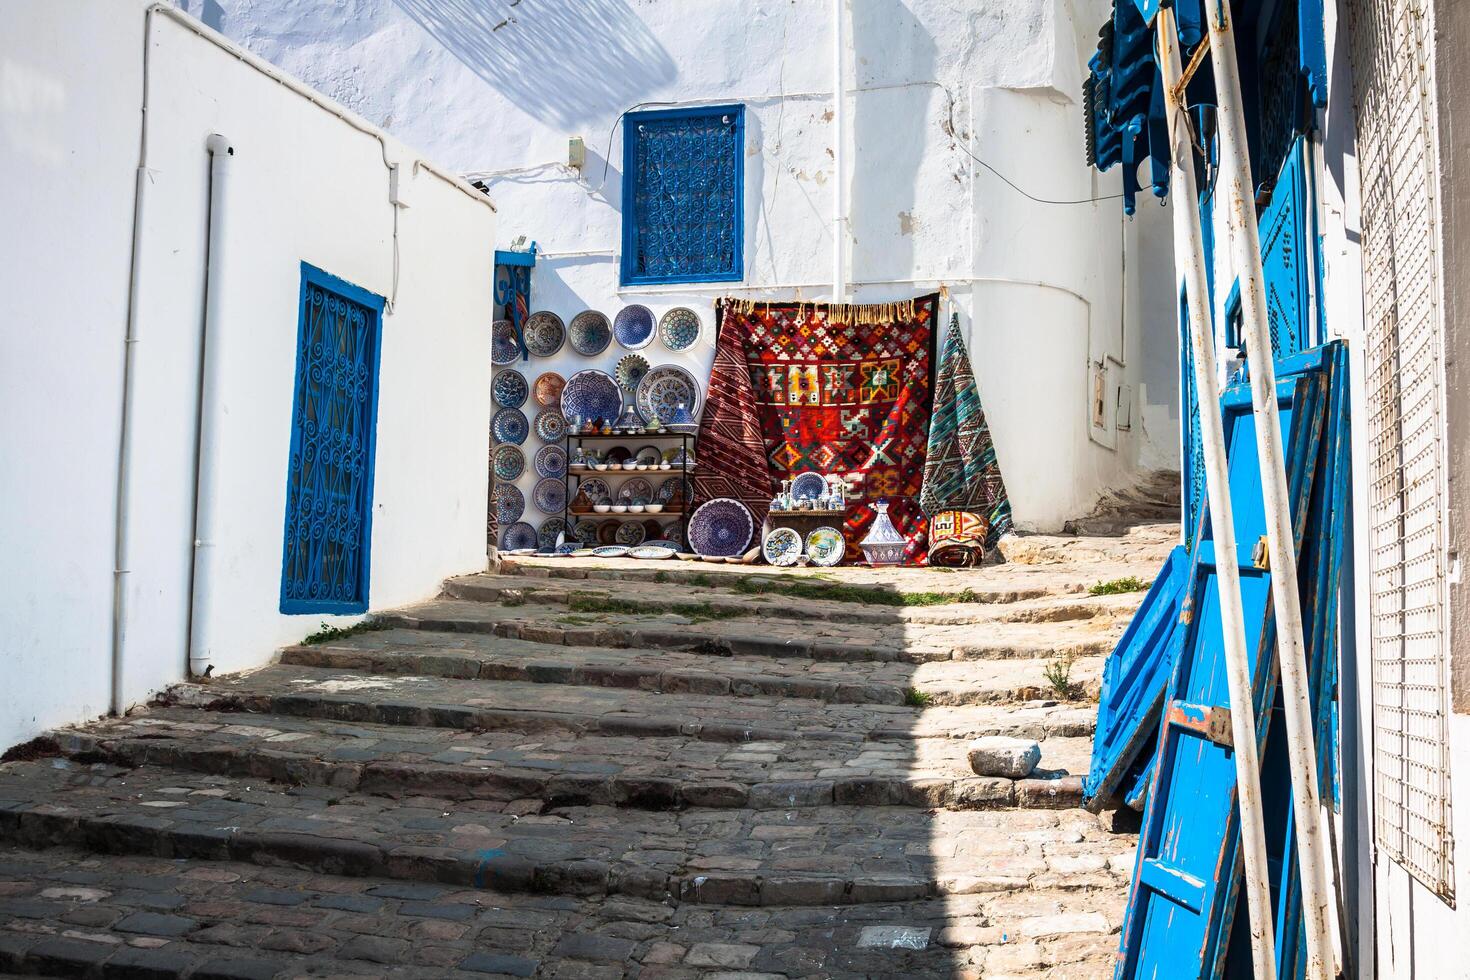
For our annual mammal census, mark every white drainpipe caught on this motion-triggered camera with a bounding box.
[831,0,847,302]
[188,133,234,678]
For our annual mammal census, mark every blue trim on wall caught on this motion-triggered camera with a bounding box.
[620,103,745,286]
[279,261,385,615]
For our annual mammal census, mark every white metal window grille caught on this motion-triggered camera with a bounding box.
[1347,0,1455,902]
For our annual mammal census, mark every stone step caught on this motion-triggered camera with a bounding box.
[280,628,1106,707]
[0,760,1130,909]
[47,709,1093,812]
[189,664,1098,744]
[374,597,1122,664]
[0,844,1126,978]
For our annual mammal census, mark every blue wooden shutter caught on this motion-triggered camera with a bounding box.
[280,263,385,614]
[621,105,744,285]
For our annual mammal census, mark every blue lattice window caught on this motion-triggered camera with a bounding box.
[279,263,384,614]
[621,104,744,285]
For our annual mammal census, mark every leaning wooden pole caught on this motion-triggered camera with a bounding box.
[1204,3,1336,977]
[1155,10,1278,976]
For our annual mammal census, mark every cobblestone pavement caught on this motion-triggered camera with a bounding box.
[0,522,1173,978]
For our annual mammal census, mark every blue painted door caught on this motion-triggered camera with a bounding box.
[1259,138,1313,359]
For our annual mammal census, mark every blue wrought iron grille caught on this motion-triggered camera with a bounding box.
[621,104,744,285]
[279,263,385,614]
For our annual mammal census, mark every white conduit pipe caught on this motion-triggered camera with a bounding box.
[831,0,847,302]
[1205,4,1336,977]
[188,134,235,679]
[1156,11,1277,975]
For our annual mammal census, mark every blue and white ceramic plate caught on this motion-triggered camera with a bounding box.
[492,319,520,365]
[578,477,611,502]
[573,518,599,544]
[591,545,629,558]
[493,444,525,482]
[791,470,827,501]
[522,311,565,357]
[762,527,803,566]
[493,369,529,409]
[561,370,622,426]
[688,498,754,558]
[629,544,675,560]
[616,353,650,392]
[538,517,567,550]
[500,521,537,551]
[568,310,612,356]
[534,444,567,479]
[535,409,567,443]
[806,526,846,566]
[492,407,529,446]
[659,307,701,352]
[640,539,680,551]
[615,520,646,546]
[656,475,692,505]
[532,478,567,514]
[493,483,525,525]
[636,364,701,423]
[614,304,656,350]
[664,523,685,550]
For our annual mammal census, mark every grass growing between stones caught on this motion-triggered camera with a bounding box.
[301,620,392,645]
[1088,576,1150,596]
[903,687,935,708]
[1043,657,1084,700]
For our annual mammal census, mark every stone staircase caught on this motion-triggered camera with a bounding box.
[0,523,1174,978]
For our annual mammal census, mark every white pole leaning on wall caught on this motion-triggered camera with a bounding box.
[831,0,847,301]
[1205,4,1336,978]
[1155,11,1278,976]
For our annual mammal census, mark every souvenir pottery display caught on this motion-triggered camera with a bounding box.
[616,353,650,392]
[613,304,656,350]
[591,545,629,558]
[614,404,644,433]
[493,369,529,409]
[637,366,700,425]
[573,518,599,544]
[577,477,610,502]
[629,544,675,560]
[688,498,754,558]
[664,401,699,435]
[538,517,567,550]
[568,309,613,356]
[615,521,646,546]
[491,319,519,365]
[492,407,529,446]
[791,471,826,502]
[658,307,701,352]
[805,526,846,567]
[493,444,525,482]
[492,483,525,525]
[532,478,567,514]
[522,311,566,357]
[762,527,803,567]
[561,370,622,426]
[534,409,568,443]
[534,372,565,408]
[500,521,537,552]
[533,444,567,479]
[859,498,907,566]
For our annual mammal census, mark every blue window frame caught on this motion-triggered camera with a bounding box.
[279,262,385,614]
[621,104,744,285]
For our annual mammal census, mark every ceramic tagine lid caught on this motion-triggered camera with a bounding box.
[860,498,907,566]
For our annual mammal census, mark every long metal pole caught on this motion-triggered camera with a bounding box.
[831,0,847,301]
[1205,4,1335,977]
[1156,12,1278,975]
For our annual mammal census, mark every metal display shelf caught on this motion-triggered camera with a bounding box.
[561,430,696,548]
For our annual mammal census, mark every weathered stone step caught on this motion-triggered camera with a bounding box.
[189,665,1098,744]
[374,597,1121,664]
[46,709,1093,812]
[0,844,1126,978]
[0,760,1128,909]
[280,628,1105,707]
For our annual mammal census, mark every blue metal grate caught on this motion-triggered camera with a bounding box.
[621,105,744,285]
[279,263,384,614]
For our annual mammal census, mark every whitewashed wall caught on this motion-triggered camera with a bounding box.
[0,0,496,749]
[201,0,1180,534]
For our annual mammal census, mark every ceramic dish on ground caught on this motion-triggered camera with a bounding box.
[500,521,537,551]
[492,483,525,525]
[790,471,827,501]
[568,309,613,356]
[573,518,599,544]
[534,409,568,443]
[534,372,565,408]
[806,526,846,566]
[616,353,650,392]
[615,521,647,546]
[688,498,754,557]
[493,444,525,482]
[522,311,566,357]
[629,545,674,560]
[591,545,629,558]
[762,527,803,567]
[538,517,567,550]
[658,307,701,352]
[533,444,567,479]
[560,369,622,425]
[493,369,529,409]
[641,539,679,551]
[532,478,567,514]
[613,304,656,350]
[492,407,529,446]
[491,319,519,365]
[636,363,701,423]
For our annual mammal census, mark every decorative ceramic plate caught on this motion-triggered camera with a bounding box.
[534,372,565,408]
[806,526,846,566]
[791,471,827,501]
[616,353,650,392]
[561,369,622,425]
[641,518,664,541]
[763,527,803,566]
[641,539,679,551]
[614,304,656,350]
[636,364,701,423]
[597,521,620,545]
[635,445,661,465]
[659,307,701,352]
[629,545,674,560]
[500,521,537,551]
[622,477,653,502]
[523,311,565,357]
[493,369,529,409]
[664,523,685,550]
[534,444,567,479]
[591,545,629,558]
[615,520,646,546]
[657,475,692,505]
[605,446,632,464]
[568,310,613,356]
[538,517,567,550]
[577,477,611,502]
[532,478,567,513]
[535,409,568,443]
[492,407,529,446]
[492,319,520,365]
[573,518,599,544]
[493,483,525,525]
[493,444,525,482]
[688,498,754,557]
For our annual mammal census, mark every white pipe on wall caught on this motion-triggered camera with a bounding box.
[1157,11,1278,975]
[188,133,235,679]
[1206,4,1337,977]
[831,0,847,302]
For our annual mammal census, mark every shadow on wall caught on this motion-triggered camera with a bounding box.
[392,0,677,129]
